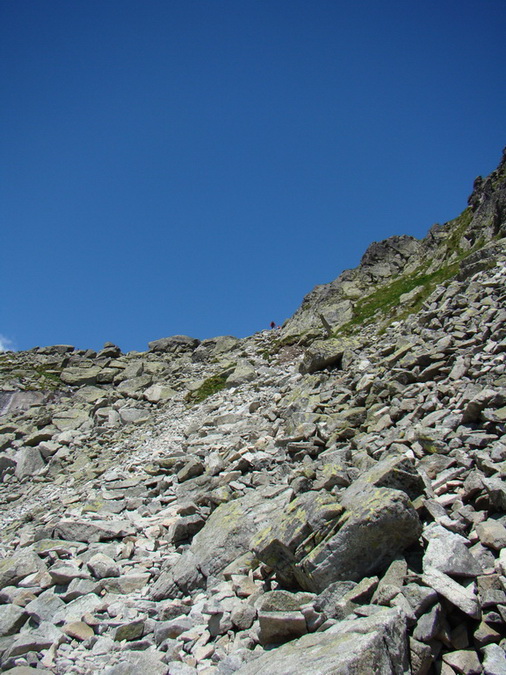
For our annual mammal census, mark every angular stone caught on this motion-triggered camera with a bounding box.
[52,409,90,431]
[412,603,443,642]
[482,643,506,675]
[226,361,256,386]
[300,488,421,592]
[113,620,145,642]
[442,649,482,674]
[49,519,135,542]
[422,568,481,619]
[100,573,150,594]
[0,550,47,590]
[148,335,199,353]
[150,488,291,600]
[25,590,66,622]
[60,366,102,385]
[423,525,483,577]
[177,457,205,483]
[341,454,425,505]
[87,553,120,579]
[299,339,347,374]
[103,649,169,675]
[482,476,506,511]
[6,622,62,657]
[409,637,434,675]
[476,519,506,550]
[258,610,307,645]
[62,620,95,641]
[234,608,409,675]
[53,592,103,624]
[118,407,150,425]
[14,446,45,479]
[143,384,176,403]
[0,604,28,636]
[48,563,87,585]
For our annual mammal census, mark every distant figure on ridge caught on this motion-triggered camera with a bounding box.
[270,321,276,329]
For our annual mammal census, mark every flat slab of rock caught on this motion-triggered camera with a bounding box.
[234,608,408,675]
[422,567,481,619]
[0,550,47,590]
[49,519,135,543]
[148,335,199,353]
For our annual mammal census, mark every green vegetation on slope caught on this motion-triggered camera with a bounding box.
[186,374,228,404]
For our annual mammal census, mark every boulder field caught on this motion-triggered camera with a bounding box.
[1,150,506,673]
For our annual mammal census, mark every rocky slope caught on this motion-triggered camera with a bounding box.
[0,150,505,675]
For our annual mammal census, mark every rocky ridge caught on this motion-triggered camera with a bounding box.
[0,150,505,674]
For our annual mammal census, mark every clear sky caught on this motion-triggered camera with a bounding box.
[1,1,505,353]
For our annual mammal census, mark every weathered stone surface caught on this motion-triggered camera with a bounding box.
[482,643,506,675]
[14,446,45,479]
[299,338,347,374]
[226,361,256,386]
[0,550,46,590]
[60,366,102,385]
[442,649,482,674]
[340,453,425,505]
[301,488,421,592]
[476,519,506,550]
[87,552,120,579]
[422,568,481,619]
[49,519,135,542]
[257,610,307,645]
[234,608,408,674]
[423,524,483,577]
[52,409,90,431]
[62,620,95,641]
[143,383,176,403]
[150,488,291,599]
[148,335,199,353]
[103,649,169,675]
[118,407,150,424]
[0,604,28,636]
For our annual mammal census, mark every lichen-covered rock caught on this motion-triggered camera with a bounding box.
[299,338,349,374]
[300,488,421,592]
[150,487,292,600]
[234,608,409,675]
[253,487,420,593]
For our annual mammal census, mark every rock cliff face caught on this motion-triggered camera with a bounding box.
[0,150,506,674]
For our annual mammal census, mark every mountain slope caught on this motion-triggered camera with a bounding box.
[0,150,505,674]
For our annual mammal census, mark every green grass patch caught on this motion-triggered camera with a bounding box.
[335,262,460,336]
[187,374,228,404]
[34,367,62,389]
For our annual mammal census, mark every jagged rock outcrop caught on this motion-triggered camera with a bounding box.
[281,148,506,344]
[0,149,505,674]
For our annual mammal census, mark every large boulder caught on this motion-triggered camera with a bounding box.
[299,339,349,374]
[150,487,292,600]
[148,335,200,353]
[252,487,421,593]
[234,608,409,675]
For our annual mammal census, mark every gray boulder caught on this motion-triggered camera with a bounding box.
[150,487,292,600]
[253,487,421,593]
[234,608,409,675]
[148,335,200,353]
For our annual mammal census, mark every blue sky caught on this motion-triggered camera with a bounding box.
[1,1,505,353]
